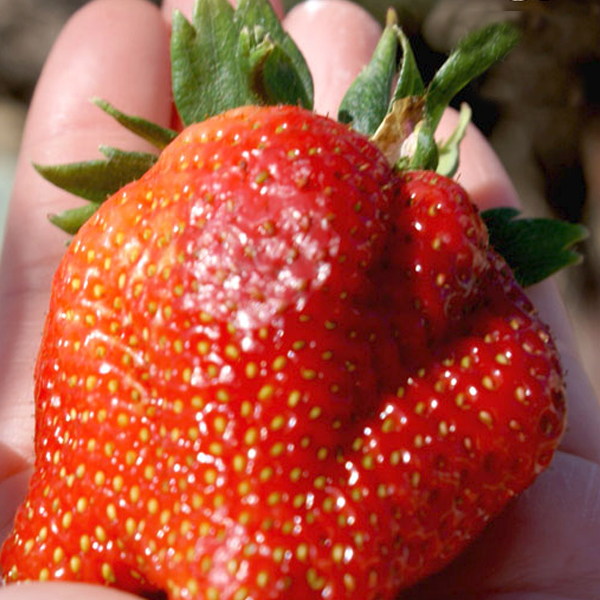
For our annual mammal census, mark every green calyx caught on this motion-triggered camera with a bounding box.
[36,0,587,286]
[171,0,313,125]
[339,10,520,174]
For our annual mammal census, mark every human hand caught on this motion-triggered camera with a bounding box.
[0,1,599,599]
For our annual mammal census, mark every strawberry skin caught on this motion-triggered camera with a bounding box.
[1,106,564,599]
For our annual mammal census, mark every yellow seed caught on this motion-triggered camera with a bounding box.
[482,375,495,391]
[85,375,97,391]
[238,359,254,378]
[216,389,230,403]
[233,455,246,472]
[479,410,494,428]
[258,384,274,401]
[61,512,73,529]
[225,344,240,360]
[106,504,117,520]
[256,571,269,588]
[130,486,140,502]
[206,587,220,600]
[101,563,115,583]
[24,539,34,555]
[296,543,309,561]
[70,556,82,574]
[272,355,287,371]
[270,415,285,430]
[95,525,107,543]
[288,390,301,407]
[125,518,137,535]
[301,368,317,380]
[244,428,258,445]
[344,573,356,591]
[330,543,344,565]
[309,406,322,420]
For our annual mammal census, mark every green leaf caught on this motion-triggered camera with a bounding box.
[482,207,589,287]
[49,203,102,235]
[425,22,520,132]
[436,102,472,177]
[338,11,398,135]
[93,98,177,149]
[235,0,313,108]
[171,0,256,126]
[98,146,158,169]
[34,148,153,204]
[248,37,313,108]
[391,25,425,101]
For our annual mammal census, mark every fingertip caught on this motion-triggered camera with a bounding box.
[23,0,171,156]
[0,582,141,600]
[284,0,381,117]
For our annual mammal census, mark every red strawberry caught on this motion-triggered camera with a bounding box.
[0,2,578,599]
[0,103,565,599]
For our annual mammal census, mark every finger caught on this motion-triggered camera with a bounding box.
[161,0,285,24]
[437,110,600,463]
[284,0,382,117]
[0,0,172,462]
[0,582,140,600]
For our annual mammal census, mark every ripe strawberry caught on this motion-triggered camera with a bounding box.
[1,1,582,599]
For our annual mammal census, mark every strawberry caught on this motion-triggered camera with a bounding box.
[1,1,584,599]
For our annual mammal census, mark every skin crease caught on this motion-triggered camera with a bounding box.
[0,0,599,598]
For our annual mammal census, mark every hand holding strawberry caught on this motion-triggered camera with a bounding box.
[1,1,600,600]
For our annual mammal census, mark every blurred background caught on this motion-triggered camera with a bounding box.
[1,0,599,396]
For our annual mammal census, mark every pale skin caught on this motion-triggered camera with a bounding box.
[0,0,599,598]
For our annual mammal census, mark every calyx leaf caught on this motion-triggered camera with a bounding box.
[350,16,520,172]
[93,98,177,149]
[338,9,399,135]
[172,0,313,125]
[35,150,157,205]
[482,208,589,287]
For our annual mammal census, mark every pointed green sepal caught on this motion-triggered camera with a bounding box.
[425,22,520,133]
[34,147,156,204]
[482,207,589,287]
[235,0,313,108]
[391,25,425,101]
[172,0,256,126]
[171,0,314,125]
[98,146,158,169]
[338,9,399,135]
[49,202,102,235]
[247,36,313,108]
[436,102,472,177]
[93,98,177,149]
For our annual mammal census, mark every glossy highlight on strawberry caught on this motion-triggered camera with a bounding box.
[1,105,565,599]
